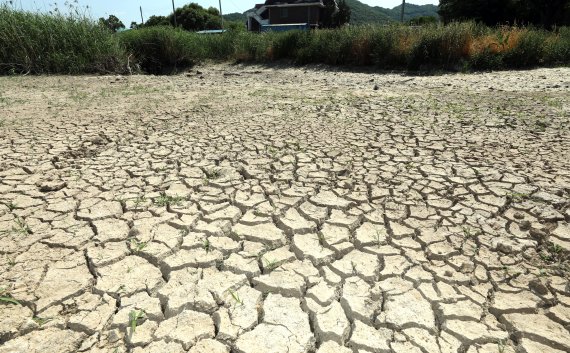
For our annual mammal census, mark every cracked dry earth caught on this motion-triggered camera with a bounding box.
[1,65,570,353]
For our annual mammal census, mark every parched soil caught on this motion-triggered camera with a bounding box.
[0,65,569,353]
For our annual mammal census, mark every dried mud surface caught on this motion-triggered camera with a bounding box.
[0,65,569,353]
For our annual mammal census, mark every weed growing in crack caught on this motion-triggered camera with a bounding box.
[153,193,185,207]
[130,239,147,253]
[227,288,243,307]
[462,227,481,239]
[132,194,147,211]
[263,257,279,272]
[203,238,210,253]
[539,251,554,262]
[267,147,279,158]
[32,316,53,326]
[12,217,31,236]
[316,232,326,246]
[549,243,563,255]
[128,310,145,334]
[0,287,20,306]
[5,202,16,211]
[506,192,530,203]
[497,339,506,353]
[205,168,222,180]
[375,229,384,247]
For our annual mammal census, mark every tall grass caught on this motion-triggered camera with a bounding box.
[1,5,569,75]
[118,23,570,73]
[0,3,127,74]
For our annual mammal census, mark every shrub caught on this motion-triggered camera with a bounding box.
[502,29,547,68]
[119,26,197,74]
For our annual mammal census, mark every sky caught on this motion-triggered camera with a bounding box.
[11,0,439,26]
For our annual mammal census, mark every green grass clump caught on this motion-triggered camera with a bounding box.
[119,26,198,74]
[0,3,127,74]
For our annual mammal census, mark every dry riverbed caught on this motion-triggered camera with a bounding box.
[0,64,569,353]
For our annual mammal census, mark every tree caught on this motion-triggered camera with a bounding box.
[409,16,438,25]
[438,0,570,27]
[170,3,222,31]
[130,22,140,29]
[144,15,171,27]
[438,0,511,26]
[98,15,125,32]
[144,16,172,27]
[322,0,351,28]
[336,0,352,26]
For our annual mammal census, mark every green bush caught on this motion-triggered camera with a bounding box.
[119,26,197,74]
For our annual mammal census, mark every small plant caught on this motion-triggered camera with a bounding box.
[267,147,279,158]
[497,339,507,353]
[375,229,383,246]
[202,238,210,253]
[506,192,529,203]
[227,288,243,306]
[130,238,147,253]
[0,287,20,305]
[263,257,279,272]
[539,251,554,262]
[205,168,222,180]
[550,243,563,254]
[316,232,326,246]
[12,217,31,236]
[132,194,147,211]
[6,202,16,211]
[32,316,52,326]
[128,310,145,334]
[153,193,185,207]
[462,227,481,239]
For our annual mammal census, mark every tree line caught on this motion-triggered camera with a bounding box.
[439,0,570,28]
[99,1,352,33]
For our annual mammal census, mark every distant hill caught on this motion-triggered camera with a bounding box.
[347,0,439,24]
[387,3,440,22]
[223,12,246,22]
[223,1,439,25]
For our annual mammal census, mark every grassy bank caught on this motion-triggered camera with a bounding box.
[0,5,127,74]
[1,5,569,74]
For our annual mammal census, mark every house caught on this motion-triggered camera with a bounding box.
[247,0,337,32]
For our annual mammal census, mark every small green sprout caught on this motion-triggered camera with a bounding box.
[128,310,146,334]
[130,239,147,253]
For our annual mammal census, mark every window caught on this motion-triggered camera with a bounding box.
[280,8,288,18]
